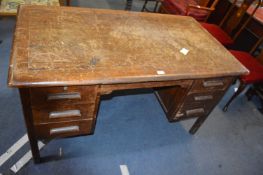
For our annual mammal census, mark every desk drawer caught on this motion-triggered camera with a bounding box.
[30,86,98,106]
[191,77,233,92]
[32,103,96,124]
[174,107,207,121]
[172,92,224,121]
[184,91,224,105]
[173,92,224,121]
[34,119,93,139]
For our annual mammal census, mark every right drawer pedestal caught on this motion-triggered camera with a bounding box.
[155,77,234,122]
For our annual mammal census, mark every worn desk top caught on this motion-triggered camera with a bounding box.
[8,5,248,87]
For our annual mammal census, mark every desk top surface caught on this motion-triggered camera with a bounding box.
[8,5,248,87]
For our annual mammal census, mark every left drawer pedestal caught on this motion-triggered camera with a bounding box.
[19,85,100,163]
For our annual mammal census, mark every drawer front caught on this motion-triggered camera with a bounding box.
[173,92,224,121]
[30,86,98,106]
[191,77,233,93]
[34,119,93,139]
[173,107,207,120]
[184,91,224,106]
[32,103,96,124]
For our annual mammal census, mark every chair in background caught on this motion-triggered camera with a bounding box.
[64,0,70,6]
[141,0,163,12]
[201,0,261,48]
[223,49,263,112]
[206,0,263,112]
[158,0,219,22]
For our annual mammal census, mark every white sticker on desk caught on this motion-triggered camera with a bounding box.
[157,70,166,75]
[180,48,189,55]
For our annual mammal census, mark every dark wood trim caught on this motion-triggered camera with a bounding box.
[19,88,41,163]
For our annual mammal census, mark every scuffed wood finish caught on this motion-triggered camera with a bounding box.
[8,5,248,87]
[10,6,251,163]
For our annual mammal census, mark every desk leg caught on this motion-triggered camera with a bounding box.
[189,115,209,134]
[19,88,41,163]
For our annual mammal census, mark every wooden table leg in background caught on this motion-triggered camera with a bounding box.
[19,88,41,163]
[189,115,209,134]
[125,0,133,10]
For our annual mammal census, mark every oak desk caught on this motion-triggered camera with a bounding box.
[8,5,248,163]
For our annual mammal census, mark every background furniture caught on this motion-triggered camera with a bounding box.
[66,0,70,5]
[199,0,263,112]
[8,5,247,163]
[223,50,263,111]
[0,0,61,16]
[141,0,162,12]
[125,0,133,10]
[159,0,219,22]
[66,0,134,10]
[202,0,261,48]
[208,0,263,54]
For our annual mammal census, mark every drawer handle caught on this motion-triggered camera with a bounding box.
[186,108,204,116]
[203,80,224,87]
[174,112,184,119]
[47,92,81,100]
[194,95,213,101]
[49,110,81,119]
[50,126,80,135]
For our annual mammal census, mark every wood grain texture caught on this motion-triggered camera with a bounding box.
[8,5,248,87]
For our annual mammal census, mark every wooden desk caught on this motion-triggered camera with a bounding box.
[8,5,248,163]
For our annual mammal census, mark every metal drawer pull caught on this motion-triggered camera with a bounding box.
[203,80,224,87]
[49,110,81,118]
[174,112,184,119]
[50,126,79,135]
[186,108,204,116]
[194,95,213,101]
[47,92,81,100]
